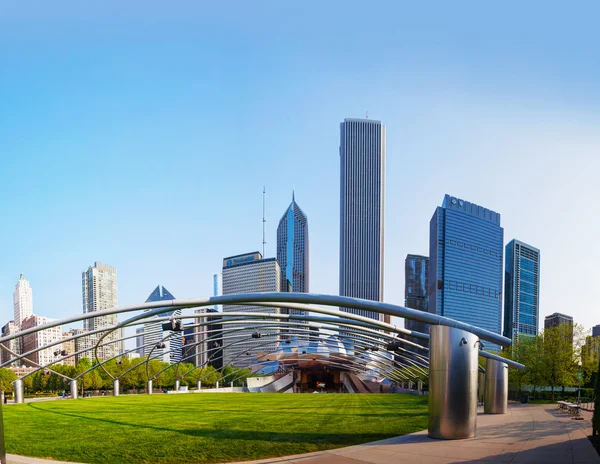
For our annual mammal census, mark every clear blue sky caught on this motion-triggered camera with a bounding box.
[1,1,599,332]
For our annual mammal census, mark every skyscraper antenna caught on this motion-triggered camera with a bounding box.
[262,186,266,257]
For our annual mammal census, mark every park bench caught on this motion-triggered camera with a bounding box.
[557,401,568,410]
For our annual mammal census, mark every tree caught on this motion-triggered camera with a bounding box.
[0,368,17,393]
[542,326,577,402]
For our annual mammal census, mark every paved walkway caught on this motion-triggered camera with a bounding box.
[235,403,599,464]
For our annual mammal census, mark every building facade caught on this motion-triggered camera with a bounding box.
[135,327,145,356]
[21,315,62,367]
[142,285,182,364]
[72,328,94,363]
[503,239,540,345]
[428,195,504,351]
[61,330,77,367]
[13,274,33,327]
[544,312,574,345]
[191,308,223,369]
[82,262,121,360]
[404,255,429,349]
[1,321,21,366]
[339,118,387,322]
[276,192,309,317]
[222,252,280,368]
[593,325,600,338]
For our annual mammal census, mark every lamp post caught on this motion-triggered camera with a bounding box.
[577,360,582,405]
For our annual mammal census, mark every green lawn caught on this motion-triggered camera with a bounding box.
[3,393,428,464]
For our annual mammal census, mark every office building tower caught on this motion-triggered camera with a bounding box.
[13,274,33,327]
[339,118,387,323]
[61,331,77,367]
[142,285,182,364]
[544,312,574,344]
[1,321,21,366]
[213,274,221,311]
[428,195,504,351]
[82,262,121,360]
[72,329,94,363]
[222,252,280,368]
[21,315,62,367]
[276,192,309,317]
[582,335,600,367]
[593,325,600,338]
[503,239,541,345]
[192,308,223,369]
[136,327,145,356]
[404,255,429,350]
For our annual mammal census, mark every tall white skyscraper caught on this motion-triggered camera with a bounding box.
[339,118,387,323]
[82,262,121,360]
[13,274,33,327]
[221,252,280,368]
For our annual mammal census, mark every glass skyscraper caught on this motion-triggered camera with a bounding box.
[503,239,540,345]
[404,254,429,350]
[428,195,504,351]
[143,285,182,364]
[276,192,309,316]
[339,118,387,323]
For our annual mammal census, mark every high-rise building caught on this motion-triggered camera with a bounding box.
[13,274,33,327]
[404,255,429,350]
[192,308,223,369]
[142,285,182,364]
[593,325,600,338]
[222,252,280,368]
[503,239,541,345]
[21,315,62,367]
[81,262,121,360]
[276,192,309,317]
[135,327,145,356]
[1,321,22,366]
[582,335,600,367]
[213,274,221,311]
[61,331,77,367]
[428,195,504,351]
[544,312,574,344]
[339,118,387,323]
[72,328,94,363]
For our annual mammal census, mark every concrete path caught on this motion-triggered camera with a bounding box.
[234,403,599,464]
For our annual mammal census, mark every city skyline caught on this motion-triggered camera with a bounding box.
[1,3,599,333]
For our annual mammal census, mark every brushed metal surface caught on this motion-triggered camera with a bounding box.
[484,358,508,414]
[113,379,120,397]
[148,380,153,395]
[12,380,23,404]
[70,380,78,399]
[428,325,479,439]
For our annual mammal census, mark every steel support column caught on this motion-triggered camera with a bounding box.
[484,358,508,414]
[13,380,23,404]
[428,325,479,439]
[147,380,153,395]
[175,380,180,392]
[113,379,120,397]
[197,380,201,390]
[70,380,78,399]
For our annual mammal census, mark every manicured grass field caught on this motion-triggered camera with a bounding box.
[3,393,428,464]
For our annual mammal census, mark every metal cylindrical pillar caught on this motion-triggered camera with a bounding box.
[175,380,180,392]
[216,381,219,389]
[147,380,153,395]
[478,371,485,405]
[428,325,479,439]
[484,358,508,414]
[13,380,24,404]
[197,380,201,391]
[70,380,78,399]
[113,379,120,397]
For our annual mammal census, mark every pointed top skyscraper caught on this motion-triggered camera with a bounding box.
[143,285,182,363]
[276,193,309,313]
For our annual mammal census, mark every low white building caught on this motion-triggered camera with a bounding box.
[21,315,62,367]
